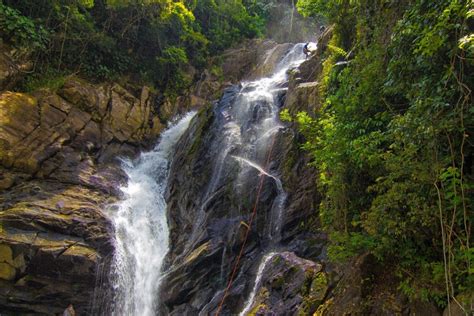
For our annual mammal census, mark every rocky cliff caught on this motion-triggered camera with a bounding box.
[159,42,325,315]
[0,71,165,313]
[0,38,301,314]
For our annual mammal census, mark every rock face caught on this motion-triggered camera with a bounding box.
[244,252,328,315]
[0,78,163,314]
[0,43,32,91]
[220,39,294,82]
[283,27,332,117]
[159,42,324,315]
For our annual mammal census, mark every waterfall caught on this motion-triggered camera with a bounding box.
[108,112,195,316]
[107,42,310,315]
[231,43,307,240]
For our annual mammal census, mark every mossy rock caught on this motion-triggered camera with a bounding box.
[299,272,328,315]
[0,262,16,280]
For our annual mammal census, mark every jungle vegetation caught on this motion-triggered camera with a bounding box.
[0,0,270,94]
[288,0,473,310]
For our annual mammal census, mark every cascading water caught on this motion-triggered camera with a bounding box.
[230,43,308,314]
[106,42,310,315]
[108,112,195,316]
[193,43,310,314]
[232,43,307,240]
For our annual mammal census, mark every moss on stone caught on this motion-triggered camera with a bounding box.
[313,297,333,316]
[0,245,17,280]
[299,272,328,315]
[184,241,210,264]
[186,105,214,159]
[63,245,97,259]
[0,244,13,263]
[0,262,16,280]
[272,254,282,265]
[0,92,37,125]
[270,273,285,289]
[248,287,270,315]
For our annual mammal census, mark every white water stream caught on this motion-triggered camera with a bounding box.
[239,252,277,316]
[109,112,195,316]
[235,43,309,315]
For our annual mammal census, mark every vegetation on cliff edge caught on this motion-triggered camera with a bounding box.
[0,0,268,94]
[289,0,473,310]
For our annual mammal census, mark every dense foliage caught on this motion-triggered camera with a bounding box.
[291,0,473,309]
[0,0,266,93]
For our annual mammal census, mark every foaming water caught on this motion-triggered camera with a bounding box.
[109,112,195,316]
[234,43,306,240]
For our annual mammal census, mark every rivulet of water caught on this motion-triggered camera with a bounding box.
[239,252,277,316]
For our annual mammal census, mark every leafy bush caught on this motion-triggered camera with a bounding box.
[155,46,191,94]
[0,4,48,50]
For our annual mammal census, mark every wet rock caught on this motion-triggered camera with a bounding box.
[161,44,324,314]
[221,39,290,82]
[248,43,293,79]
[244,252,328,315]
[284,81,320,115]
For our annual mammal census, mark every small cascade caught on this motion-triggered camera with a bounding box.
[231,155,287,239]
[230,43,308,314]
[239,252,277,316]
[231,156,279,181]
[108,112,195,316]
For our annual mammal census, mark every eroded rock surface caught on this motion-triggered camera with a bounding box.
[0,78,163,314]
